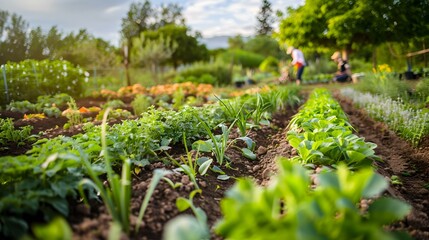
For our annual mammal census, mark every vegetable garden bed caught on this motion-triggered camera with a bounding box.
[0,86,428,239]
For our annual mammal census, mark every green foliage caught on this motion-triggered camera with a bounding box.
[101,99,126,110]
[174,73,216,85]
[219,49,265,69]
[245,35,286,59]
[354,73,411,100]
[415,78,429,103]
[63,97,83,129]
[259,56,279,75]
[131,33,178,82]
[6,93,69,116]
[143,25,209,68]
[277,0,429,53]
[31,217,72,240]
[0,118,35,150]
[288,88,379,168]
[131,94,153,116]
[341,88,429,146]
[163,190,210,240]
[216,160,411,240]
[0,152,84,239]
[0,59,87,105]
[176,61,231,86]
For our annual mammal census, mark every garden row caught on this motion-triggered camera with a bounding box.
[0,85,300,239]
[214,88,411,239]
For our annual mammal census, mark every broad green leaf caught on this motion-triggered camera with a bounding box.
[318,172,340,189]
[196,157,211,166]
[368,197,411,224]
[241,148,257,160]
[217,175,230,180]
[198,158,213,175]
[211,166,225,175]
[32,217,72,240]
[192,140,212,152]
[163,215,210,240]
[236,137,255,150]
[176,197,191,212]
[346,150,367,162]
[362,173,388,198]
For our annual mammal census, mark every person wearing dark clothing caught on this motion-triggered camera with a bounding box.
[331,51,351,82]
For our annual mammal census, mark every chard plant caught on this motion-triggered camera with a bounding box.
[216,159,411,240]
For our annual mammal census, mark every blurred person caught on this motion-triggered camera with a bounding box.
[287,46,306,85]
[331,51,351,82]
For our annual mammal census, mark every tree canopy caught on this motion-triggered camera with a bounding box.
[276,0,429,57]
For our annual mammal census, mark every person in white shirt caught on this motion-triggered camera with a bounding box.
[287,46,306,85]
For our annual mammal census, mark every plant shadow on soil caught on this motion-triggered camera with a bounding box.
[1,94,429,239]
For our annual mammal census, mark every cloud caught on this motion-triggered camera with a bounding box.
[0,0,302,45]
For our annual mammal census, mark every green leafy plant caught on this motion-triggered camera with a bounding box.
[78,108,170,235]
[287,89,378,168]
[164,134,213,190]
[63,97,83,129]
[195,121,235,166]
[163,189,210,240]
[131,94,153,116]
[216,160,411,240]
[0,118,36,149]
[217,96,254,137]
[0,59,86,105]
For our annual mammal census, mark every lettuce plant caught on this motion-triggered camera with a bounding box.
[216,160,411,240]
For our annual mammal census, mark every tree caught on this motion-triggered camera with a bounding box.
[256,0,274,36]
[244,35,286,59]
[132,34,177,82]
[27,27,45,60]
[228,35,245,49]
[0,13,28,64]
[143,25,209,68]
[277,0,429,60]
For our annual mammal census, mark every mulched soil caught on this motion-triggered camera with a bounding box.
[1,92,429,239]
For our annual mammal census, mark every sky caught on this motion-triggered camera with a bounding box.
[0,0,303,46]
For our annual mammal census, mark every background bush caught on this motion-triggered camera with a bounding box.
[174,62,231,86]
[0,59,87,105]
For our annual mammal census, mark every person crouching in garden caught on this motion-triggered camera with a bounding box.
[331,51,351,83]
[287,46,306,85]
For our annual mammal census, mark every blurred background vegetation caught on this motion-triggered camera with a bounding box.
[0,0,428,105]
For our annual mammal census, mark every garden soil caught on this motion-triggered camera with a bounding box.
[1,91,429,239]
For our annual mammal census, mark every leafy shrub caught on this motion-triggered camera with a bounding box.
[259,56,279,75]
[0,59,87,105]
[415,78,429,102]
[354,73,411,100]
[218,49,265,69]
[175,62,231,86]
